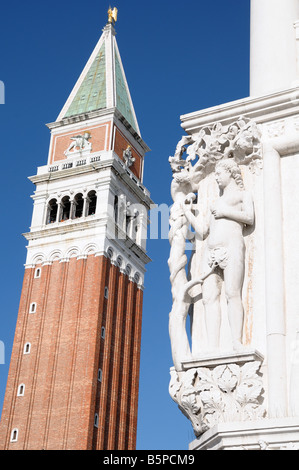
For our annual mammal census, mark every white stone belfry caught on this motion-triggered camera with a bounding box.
[168,0,299,450]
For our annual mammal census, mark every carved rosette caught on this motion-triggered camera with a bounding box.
[169,361,266,437]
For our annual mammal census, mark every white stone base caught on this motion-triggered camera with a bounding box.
[189,417,299,450]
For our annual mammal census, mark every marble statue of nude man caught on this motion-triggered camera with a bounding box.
[184,158,254,352]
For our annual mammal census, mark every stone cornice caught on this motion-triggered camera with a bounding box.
[181,86,299,133]
[113,108,151,153]
[23,217,106,241]
[28,156,153,208]
[28,160,107,184]
[111,159,154,208]
[23,216,151,266]
[46,107,116,130]
[46,107,150,154]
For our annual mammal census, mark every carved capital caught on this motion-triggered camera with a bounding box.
[169,358,266,437]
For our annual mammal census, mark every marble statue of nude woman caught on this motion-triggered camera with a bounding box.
[184,158,255,353]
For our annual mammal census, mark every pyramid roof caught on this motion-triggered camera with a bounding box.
[57,22,140,135]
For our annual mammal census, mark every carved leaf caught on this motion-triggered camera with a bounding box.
[235,379,262,405]
[213,122,223,133]
[200,388,224,415]
[169,369,182,401]
[196,367,214,391]
[179,392,204,437]
[182,368,197,389]
[213,365,239,393]
[240,361,260,381]
[228,363,241,377]
[210,365,225,381]
[241,402,266,421]
[181,391,201,415]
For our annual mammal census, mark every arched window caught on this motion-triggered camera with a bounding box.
[114,195,118,223]
[17,384,25,396]
[29,303,37,314]
[125,265,132,277]
[60,195,71,221]
[47,199,58,224]
[94,414,99,428]
[98,369,102,382]
[101,327,105,339]
[87,190,97,216]
[24,342,31,354]
[10,428,18,442]
[74,193,84,218]
[104,287,109,299]
[34,267,41,279]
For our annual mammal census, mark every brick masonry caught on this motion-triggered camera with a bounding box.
[0,254,143,450]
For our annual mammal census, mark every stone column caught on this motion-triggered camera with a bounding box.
[137,210,147,250]
[263,142,288,418]
[250,0,299,96]
[69,199,75,219]
[56,201,62,223]
[82,195,88,218]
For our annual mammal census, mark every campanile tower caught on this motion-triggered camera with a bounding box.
[0,9,151,450]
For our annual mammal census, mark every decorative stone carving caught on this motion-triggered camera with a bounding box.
[116,255,123,268]
[187,159,255,352]
[168,167,197,369]
[169,360,265,437]
[169,116,262,185]
[168,116,261,371]
[267,120,286,138]
[123,145,135,168]
[257,440,299,451]
[64,132,92,156]
[125,264,132,276]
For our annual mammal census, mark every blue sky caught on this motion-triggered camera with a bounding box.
[0,0,250,450]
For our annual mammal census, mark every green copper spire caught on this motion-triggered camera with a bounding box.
[64,43,106,118]
[115,47,138,131]
[57,18,140,135]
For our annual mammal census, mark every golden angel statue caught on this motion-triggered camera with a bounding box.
[108,7,118,24]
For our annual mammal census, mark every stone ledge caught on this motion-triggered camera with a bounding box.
[189,417,299,450]
[181,349,264,370]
